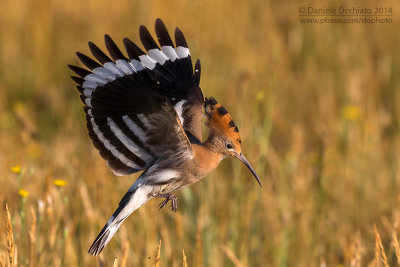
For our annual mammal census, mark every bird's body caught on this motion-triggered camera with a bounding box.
[69,19,261,256]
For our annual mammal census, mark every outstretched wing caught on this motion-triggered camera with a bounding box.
[139,18,204,142]
[69,35,193,176]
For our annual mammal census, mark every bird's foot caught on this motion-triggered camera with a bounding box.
[157,193,178,212]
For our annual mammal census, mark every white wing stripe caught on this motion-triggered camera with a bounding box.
[161,46,178,61]
[104,62,125,77]
[137,114,152,129]
[93,67,117,81]
[85,98,92,107]
[82,80,97,90]
[116,59,134,75]
[138,55,157,70]
[107,117,153,163]
[174,100,186,126]
[150,169,180,183]
[90,118,141,169]
[83,89,93,97]
[130,59,144,71]
[84,60,141,90]
[147,48,168,65]
[122,115,147,143]
[176,46,190,58]
[85,73,108,86]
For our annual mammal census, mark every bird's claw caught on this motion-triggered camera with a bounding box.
[158,194,178,212]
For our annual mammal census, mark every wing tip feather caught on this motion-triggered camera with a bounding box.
[139,25,160,51]
[76,51,102,70]
[105,34,127,60]
[175,27,188,48]
[123,38,144,59]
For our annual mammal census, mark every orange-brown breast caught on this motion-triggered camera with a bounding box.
[191,144,223,178]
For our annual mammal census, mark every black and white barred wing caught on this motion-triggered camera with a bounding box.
[69,35,193,176]
[139,19,204,142]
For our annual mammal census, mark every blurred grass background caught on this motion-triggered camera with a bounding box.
[0,0,400,266]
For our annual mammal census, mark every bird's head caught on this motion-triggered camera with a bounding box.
[204,97,262,187]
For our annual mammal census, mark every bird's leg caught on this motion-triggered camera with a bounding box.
[156,193,178,212]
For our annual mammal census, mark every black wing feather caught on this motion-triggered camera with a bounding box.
[105,34,127,60]
[76,52,102,70]
[175,27,188,47]
[89,42,113,64]
[68,65,91,77]
[155,18,174,47]
[123,38,145,59]
[194,59,201,86]
[71,76,84,86]
[139,25,160,50]
[70,19,201,177]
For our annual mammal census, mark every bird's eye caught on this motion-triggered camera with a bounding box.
[226,143,233,149]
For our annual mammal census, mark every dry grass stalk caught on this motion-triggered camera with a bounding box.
[78,182,95,221]
[154,239,161,267]
[4,202,15,267]
[374,234,380,267]
[113,257,118,267]
[0,250,8,267]
[220,244,244,267]
[182,250,187,267]
[394,211,399,230]
[13,248,17,267]
[120,242,129,267]
[49,222,57,249]
[350,233,362,267]
[29,206,37,267]
[373,225,389,267]
[392,231,400,266]
[319,257,326,267]
[195,213,203,267]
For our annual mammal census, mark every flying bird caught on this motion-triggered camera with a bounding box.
[69,18,261,256]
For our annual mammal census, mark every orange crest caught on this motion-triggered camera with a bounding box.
[204,97,242,146]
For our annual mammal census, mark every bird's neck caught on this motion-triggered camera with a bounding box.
[191,136,224,178]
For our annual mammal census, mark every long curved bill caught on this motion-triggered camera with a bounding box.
[235,153,262,187]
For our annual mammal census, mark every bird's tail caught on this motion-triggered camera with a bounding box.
[88,184,153,256]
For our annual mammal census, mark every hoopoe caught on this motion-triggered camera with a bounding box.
[69,18,261,256]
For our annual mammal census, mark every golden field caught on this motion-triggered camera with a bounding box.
[0,0,400,266]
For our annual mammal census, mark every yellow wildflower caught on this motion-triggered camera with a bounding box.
[341,105,360,121]
[53,179,68,187]
[18,189,29,197]
[11,165,21,174]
